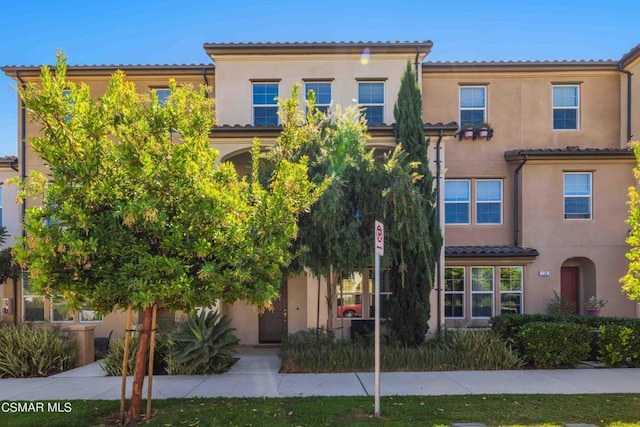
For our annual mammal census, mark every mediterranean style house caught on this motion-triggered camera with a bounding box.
[1,40,640,346]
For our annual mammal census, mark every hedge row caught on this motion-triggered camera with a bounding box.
[491,314,640,368]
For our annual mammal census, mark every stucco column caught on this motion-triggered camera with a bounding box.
[66,324,96,367]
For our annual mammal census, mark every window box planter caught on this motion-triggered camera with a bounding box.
[458,123,476,140]
[477,123,492,139]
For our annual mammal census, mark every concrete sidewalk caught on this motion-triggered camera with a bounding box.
[1,346,640,401]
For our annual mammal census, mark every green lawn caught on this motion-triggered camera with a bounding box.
[2,394,639,426]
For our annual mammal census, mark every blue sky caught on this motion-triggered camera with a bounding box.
[1,0,638,155]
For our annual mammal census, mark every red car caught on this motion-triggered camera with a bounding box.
[337,304,362,318]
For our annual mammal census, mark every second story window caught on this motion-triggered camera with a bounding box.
[564,172,591,219]
[445,180,470,224]
[553,85,579,130]
[153,88,171,107]
[358,81,384,125]
[305,82,332,114]
[476,179,502,224]
[459,86,486,127]
[253,83,279,126]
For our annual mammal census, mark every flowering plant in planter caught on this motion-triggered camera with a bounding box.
[588,296,608,309]
[461,123,475,138]
[477,122,492,138]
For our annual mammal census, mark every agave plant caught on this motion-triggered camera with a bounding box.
[167,309,239,374]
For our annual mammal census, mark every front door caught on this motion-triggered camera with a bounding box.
[560,266,579,314]
[258,278,288,343]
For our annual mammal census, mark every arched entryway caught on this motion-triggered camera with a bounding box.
[560,257,596,315]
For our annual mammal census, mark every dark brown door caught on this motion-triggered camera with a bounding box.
[561,267,579,314]
[259,278,288,343]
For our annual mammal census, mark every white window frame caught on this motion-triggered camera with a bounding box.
[252,82,279,126]
[444,267,465,319]
[445,179,471,225]
[22,273,45,322]
[79,304,104,322]
[0,184,3,228]
[152,88,171,107]
[564,172,592,220]
[357,81,385,125]
[305,82,332,114]
[552,85,580,130]
[499,266,523,315]
[51,297,74,323]
[471,266,494,319]
[459,86,486,127]
[475,179,503,225]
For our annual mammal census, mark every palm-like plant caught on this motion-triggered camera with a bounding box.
[167,310,239,374]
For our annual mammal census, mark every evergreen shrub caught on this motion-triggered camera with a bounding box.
[0,324,77,378]
[517,322,591,368]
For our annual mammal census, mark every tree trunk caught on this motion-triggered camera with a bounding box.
[326,267,334,332]
[128,305,152,422]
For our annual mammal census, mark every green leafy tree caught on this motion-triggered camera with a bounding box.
[622,140,640,302]
[386,61,443,346]
[280,88,379,332]
[12,54,320,422]
[0,227,20,286]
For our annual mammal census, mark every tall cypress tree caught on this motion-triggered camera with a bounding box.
[386,61,442,346]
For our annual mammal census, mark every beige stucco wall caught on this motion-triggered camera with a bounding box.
[623,59,640,145]
[424,69,620,150]
[215,54,418,127]
[519,159,636,316]
[425,65,636,320]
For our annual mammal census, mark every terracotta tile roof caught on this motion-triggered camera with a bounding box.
[425,59,617,66]
[2,63,212,71]
[2,64,214,78]
[620,43,640,67]
[204,41,433,56]
[504,147,634,161]
[422,59,619,74]
[445,245,539,258]
[211,122,459,137]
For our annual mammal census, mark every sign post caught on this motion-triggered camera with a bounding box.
[374,220,384,417]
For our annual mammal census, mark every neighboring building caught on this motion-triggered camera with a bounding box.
[2,40,639,344]
[0,155,19,323]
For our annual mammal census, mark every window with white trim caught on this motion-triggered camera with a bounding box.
[305,82,331,114]
[444,267,465,318]
[500,267,523,315]
[476,179,502,224]
[471,267,493,318]
[153,88,171,107]
[253,83,279,126]
[564,172,591,219]
[337,273,363,318]
[0,184,3,227]
[22,274,44,322]
[553,85,579,130]
[51,297,74,322]
[369,268,392,319]
[358,82,384,125]
[62,89,72,122]
[460,86,486,127]
[445,180,470,224]
[80,304,104,322]
[336,269,392,319]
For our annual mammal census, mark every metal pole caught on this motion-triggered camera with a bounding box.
[374,252,380,417]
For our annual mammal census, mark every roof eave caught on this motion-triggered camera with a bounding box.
[504,149,635,162]
[2,64,215,78]
[210,122,459,138]
[422,61,619,74]
[204,41,433,58]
